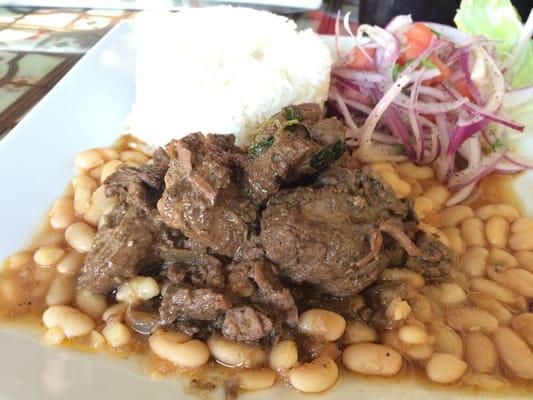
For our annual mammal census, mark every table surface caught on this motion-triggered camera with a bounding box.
[0,2,358,140]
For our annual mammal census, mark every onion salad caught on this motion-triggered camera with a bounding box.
[329,12,533,205]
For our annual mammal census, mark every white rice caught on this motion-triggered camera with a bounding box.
[129,6,332,146]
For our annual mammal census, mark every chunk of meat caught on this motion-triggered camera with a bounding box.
[105,147,169,197]
[227,257,298,327]
[222,306,273,342]
[260,165,450,297]
[78,200,158,294]
[162,254,225,289]
[406,232,451,281]
[159,286,231,325]
[242,104,346,204]
[158,134,256,257]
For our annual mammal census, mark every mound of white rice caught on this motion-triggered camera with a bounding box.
[129,6,332,146]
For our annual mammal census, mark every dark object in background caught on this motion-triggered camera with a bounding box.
[359,0,460,26]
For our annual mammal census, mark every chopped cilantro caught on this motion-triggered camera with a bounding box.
[392,143,406,155]
[310,141,345,170]
[490,138,503,151]
[249,137,274,158]
[285,106,302,122]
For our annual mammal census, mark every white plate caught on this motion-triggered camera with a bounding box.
[0,20,530,400]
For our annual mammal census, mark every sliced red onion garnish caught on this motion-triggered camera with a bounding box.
[409,68,425,161]
[447,117,490,156]
[330,14,531,193]
[504,153,533,169]
[422,22,470,45]
[356,75,411,162]
[463,102,524,131]
[335,68,386,83]
[458,51,483,104]
[385,14,413,34]
[394,92,467,113]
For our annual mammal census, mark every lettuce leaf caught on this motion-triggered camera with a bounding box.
[454,0,533,88]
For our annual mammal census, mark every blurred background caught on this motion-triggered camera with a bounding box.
[0,0,531,138]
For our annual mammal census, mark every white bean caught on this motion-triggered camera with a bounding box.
[423,185,450,210]
[397,162,434,180]
[75,149,104,170]
[238,369,276,391]
[380,171,411,198]
[343,321,378,344]
[102,321,131,347]
[380,268,425,289]
[116,276,160,304]
[441,227,466,254]
[468,292,513,325]
[207,335,265,368]
[419,223,450,247]
[425,353,467,384]
[414,196,434,220]
[298,309,346,342]
[149,329,210,368]
[42,305,95,338]
[120,150,149,165]
[398,324,429,345]
[289,356,338,393]
[485,216,509,248]
[461,218,486,247]
[403,343,434,361]
[474,204,520,222]
[464,332,497,373]
[429,321,463,359]
[423,282,466,305]
[34,245,65,267]
[56,250,84,275]
[492,326,533,379]
[462,373,510,392]
[45,276,75,306]
[511,217,533,233]
[488,248,518,269]
[342,343,402,376]
[445,307,499,333]
[438,205,473,228]
[65,222,95,253]
[49,198,75,229]
[487,266,533,298]
[408,293,435,323]
[269,340,298,370]
[460,247,488,277]
[100,160,123,182]
[102,302,128,322]
[511,313,533,347]
[43,326,66,346]
[514,251,533,273]
[76,288,107,319]
[469,277,526,311]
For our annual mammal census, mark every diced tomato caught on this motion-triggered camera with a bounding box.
[346,47,376,71]
[398,23,433,64]
[452,77,475,101]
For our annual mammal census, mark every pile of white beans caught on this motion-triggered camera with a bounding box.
[0,142,532,395]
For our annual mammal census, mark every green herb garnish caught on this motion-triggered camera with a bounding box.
[249,136,275,158]
[392,58,436,80]
[310,141,346,170]
[490,137,503,151]
[392,143,406,155]
[285,106,302,122]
